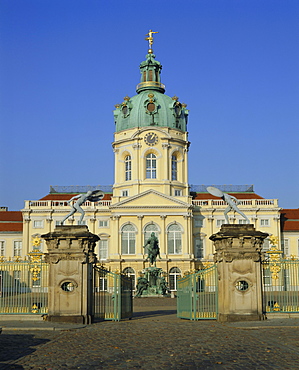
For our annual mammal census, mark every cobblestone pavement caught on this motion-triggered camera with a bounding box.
[1,298,299,369]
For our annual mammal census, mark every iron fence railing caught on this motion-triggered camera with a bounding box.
[0,253,48,315]
[262,258,299,313]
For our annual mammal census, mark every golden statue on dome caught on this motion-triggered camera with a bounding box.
[145,29,158,53]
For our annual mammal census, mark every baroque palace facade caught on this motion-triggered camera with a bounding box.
[1,39,299,291]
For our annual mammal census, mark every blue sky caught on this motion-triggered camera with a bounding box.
[1,0,299,210]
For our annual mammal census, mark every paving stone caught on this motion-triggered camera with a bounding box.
[0,298,299,369]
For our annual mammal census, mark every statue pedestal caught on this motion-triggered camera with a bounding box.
[135,266,170,297]
[210,224,268,322]
[42,226,99,324]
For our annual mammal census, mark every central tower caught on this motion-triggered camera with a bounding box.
[112,31,190,201]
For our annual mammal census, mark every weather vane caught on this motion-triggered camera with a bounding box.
[145,29,158,53]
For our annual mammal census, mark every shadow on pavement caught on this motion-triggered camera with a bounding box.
[132,309,177,319]
[0,333,51,369]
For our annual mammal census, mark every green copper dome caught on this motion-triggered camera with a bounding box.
[114,52,189,133]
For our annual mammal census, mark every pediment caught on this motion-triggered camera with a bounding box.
[110,190,191,209]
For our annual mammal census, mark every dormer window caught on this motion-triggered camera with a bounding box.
[122,106,128,116]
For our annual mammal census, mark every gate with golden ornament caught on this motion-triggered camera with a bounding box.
[0,251,48,315]
[262,246,299,314]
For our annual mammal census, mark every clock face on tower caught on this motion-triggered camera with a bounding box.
[144,132,158,146]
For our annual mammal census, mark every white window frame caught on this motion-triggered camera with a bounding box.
[121,224,136,255]
[282,238,290,257]
[13,241,22,257]
[260,219,270,227]
[98,239,108,260]
[122,190,129,197]
[239,219,249,224]
[0,241,5,256]
[99,220,109,228]
[125,155,132,181]
[216,219,225,228]
[169,267,181,291]
[167,224,182,255]
[146,153,157,179]
[174,189,182,197]
[33,220,44,228]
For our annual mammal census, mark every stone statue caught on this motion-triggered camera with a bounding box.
[135,277,149,297]
[143,232,161,265]
[159,276,170,296]
[207,186,250,224]
[61,190,104,225]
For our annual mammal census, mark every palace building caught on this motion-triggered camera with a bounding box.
[1,35,298,291]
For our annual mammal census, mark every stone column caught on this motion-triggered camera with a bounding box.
[210,224,268,322]
[42,225,99,324]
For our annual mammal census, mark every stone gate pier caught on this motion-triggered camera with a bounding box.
[210,224,268,322]
[42,225,99,324]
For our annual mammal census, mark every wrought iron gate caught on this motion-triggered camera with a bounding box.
[177,265,218,320]
[93,266,133,321]
[263,247,299,314]
[0,252,48,315]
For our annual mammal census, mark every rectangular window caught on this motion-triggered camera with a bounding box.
[98,240,108,260]
[13,241,22,257]
[122,190,129,197]
[239,219,249,224]
[282,239,290,256]
[121,234,135,255]
[174,189,182,196]
[125,156,131,181]
[171,155,177,181]
[260,219,270,227]
[216,219,225,227]
[194,238,204,259]
[168,235,182,254]
[99,220,108,227]
[77,220,86,225]
[100,277,108,291]
[0,241,5,256]
[146,154,156,179]
[33,220,43,228]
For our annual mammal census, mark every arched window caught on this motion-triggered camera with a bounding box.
[121,224,136,255]
[146,153,156,179]
[144,223,159,244]
[123,267,136,291]
[167,224,182,254]
[125,155,131,181]
[171,155,177,181]
[169,267,181,291]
